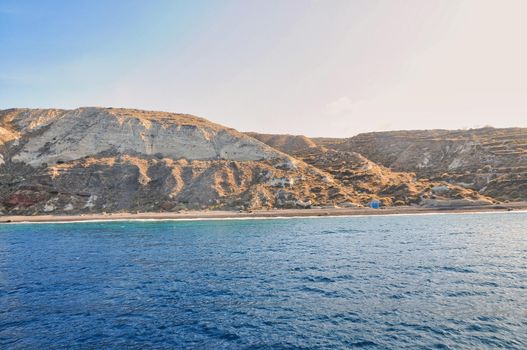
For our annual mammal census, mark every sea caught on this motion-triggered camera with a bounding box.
[1,212,526,349]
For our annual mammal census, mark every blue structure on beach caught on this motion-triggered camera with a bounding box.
[370,200,380,209]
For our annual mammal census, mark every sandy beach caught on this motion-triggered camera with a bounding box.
[1,202,526,223]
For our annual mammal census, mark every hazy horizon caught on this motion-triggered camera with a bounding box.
[2,0,527,137]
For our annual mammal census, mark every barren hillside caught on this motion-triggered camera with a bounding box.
[0,108,358,214]
[248,132,494,207]
[322,128,527,200]
[0,109,511,215]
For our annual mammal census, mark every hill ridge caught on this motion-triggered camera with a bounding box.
[1,108,516,215]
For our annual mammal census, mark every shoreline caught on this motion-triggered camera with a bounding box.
[1,202,526,224]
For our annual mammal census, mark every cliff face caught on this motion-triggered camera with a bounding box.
[0,108,358,214]
[322,128,527,201]
[4,108,281,166]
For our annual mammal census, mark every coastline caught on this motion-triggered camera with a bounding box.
[1,202,526,224]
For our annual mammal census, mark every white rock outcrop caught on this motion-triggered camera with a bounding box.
[10,108,284,167]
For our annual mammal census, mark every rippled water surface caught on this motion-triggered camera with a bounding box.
[1,212,527,349]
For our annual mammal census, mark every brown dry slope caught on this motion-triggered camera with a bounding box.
[0,108,360,215]
[321,127,527,201]
[248,132,494,207]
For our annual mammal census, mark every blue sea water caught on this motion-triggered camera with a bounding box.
[1,212,526,349]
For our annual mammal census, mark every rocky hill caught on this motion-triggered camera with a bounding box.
[0,108,359,215]
[321,128,527,201]
[0,108,508,215]
[249,133,493,207]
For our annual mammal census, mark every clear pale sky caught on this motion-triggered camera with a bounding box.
[1,0,526,137]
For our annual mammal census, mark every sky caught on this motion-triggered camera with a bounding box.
[1,0,526,137]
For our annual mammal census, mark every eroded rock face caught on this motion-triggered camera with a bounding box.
[5,108,283,166]
[0,108,359,214]
[0,156,360,214]
[319,127,527,201]
[249,133,494,206]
